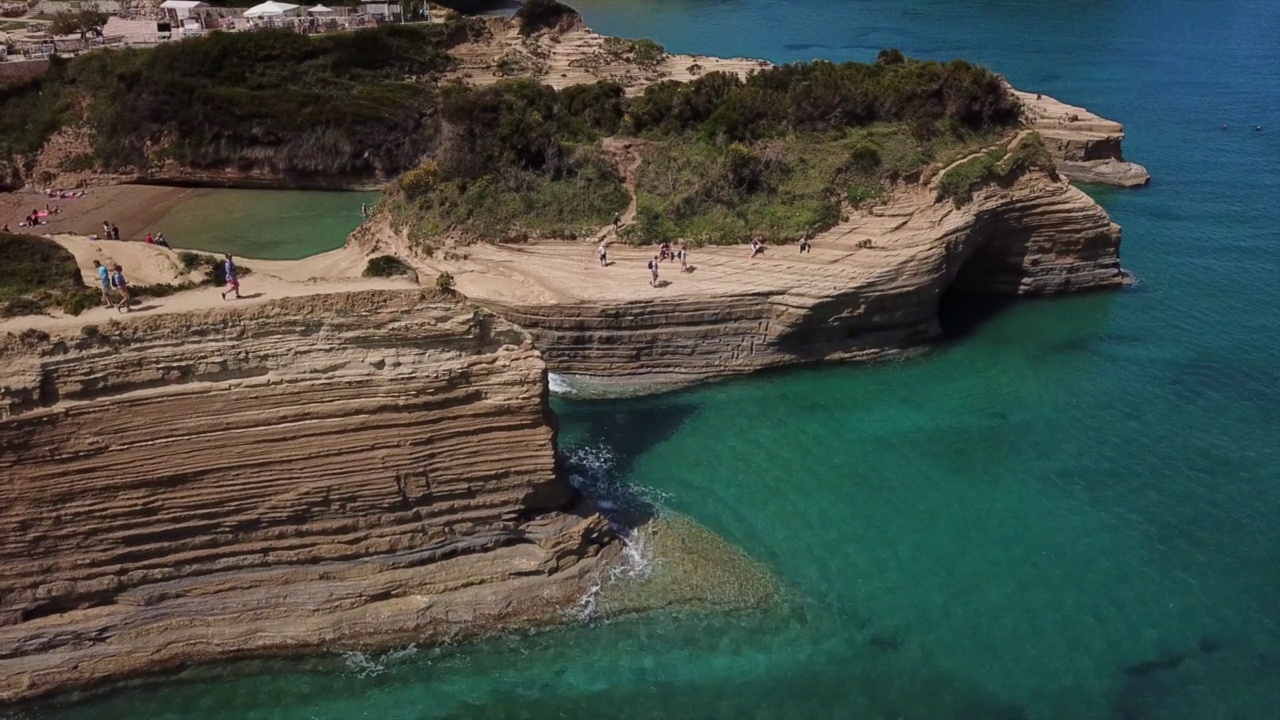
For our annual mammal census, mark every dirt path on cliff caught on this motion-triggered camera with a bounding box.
[0,236,418,335]
[594,137,646,245]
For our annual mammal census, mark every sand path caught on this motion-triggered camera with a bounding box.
[1,235,418,335]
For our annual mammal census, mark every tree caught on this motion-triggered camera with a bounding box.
[49,7,108,42]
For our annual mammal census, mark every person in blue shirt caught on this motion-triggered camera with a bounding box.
[93,259,111,308]
[110,265,130,313]
[220,254,241,300]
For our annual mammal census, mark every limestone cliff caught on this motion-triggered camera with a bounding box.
[0,290,617,703]
[391,164,1121,388]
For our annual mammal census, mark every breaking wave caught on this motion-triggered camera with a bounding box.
[562,442,668,620]
[547,373,575,396]
[341,644,419,678]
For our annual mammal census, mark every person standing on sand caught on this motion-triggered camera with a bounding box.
[677,244,688,273]
[111,265,130,312]
[221,253,241,300]
[598,241,608,267]
[93,260,111,307]
[111,224,120,241]
[648,255,660,287]
[102,220,110,238]
[799,236,811,254]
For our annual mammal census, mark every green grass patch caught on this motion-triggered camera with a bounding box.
[936,132,1055,206]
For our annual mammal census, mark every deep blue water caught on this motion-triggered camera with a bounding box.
[18,1,1280,718]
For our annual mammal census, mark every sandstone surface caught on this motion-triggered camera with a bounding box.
[384,158,1123,388]
[0,291,618,703]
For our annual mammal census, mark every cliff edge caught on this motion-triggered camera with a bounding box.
[385,152,1122,389]
[0,290,617,703]
[1012,89,1151,187]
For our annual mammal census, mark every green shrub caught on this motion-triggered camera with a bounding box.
[435,271,455,291]
[0,233,90,317]
[364,255,412,277]
[2,26,453,177]
[515,0,575,36]
[178,251,206,272]
[631,39,666,68]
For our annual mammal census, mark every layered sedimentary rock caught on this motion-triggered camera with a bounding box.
[0,291,616,703]
[1013,89,1151,187]
[397,166,1121,386]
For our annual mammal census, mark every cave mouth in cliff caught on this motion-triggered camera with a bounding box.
[936,286,1018,343]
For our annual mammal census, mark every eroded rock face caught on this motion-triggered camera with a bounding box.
[0,291,616,703]
[1013,89,1151,187]
[403,169,1121,386]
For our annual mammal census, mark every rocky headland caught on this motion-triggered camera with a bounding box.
[373,139,1122,389]
[0,0,1147,704]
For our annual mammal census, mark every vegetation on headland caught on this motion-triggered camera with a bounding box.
[936,132,1055,207]
[0,233,92,317]
[0,24,471,184]
[2,4,1047,247]
[388,48,1031,247]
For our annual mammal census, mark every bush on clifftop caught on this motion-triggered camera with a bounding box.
[515,0,577,36]
[0,233,96,317]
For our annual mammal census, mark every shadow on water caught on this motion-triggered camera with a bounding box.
[555,397,701,526]
[935,287,1018,344]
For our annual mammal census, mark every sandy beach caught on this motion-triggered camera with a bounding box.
[0,185,197,239]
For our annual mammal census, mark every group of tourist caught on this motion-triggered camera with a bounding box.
[18,205,60,228]
[83,252,241,315]
[92,259,132,313]
[602,216,820,288]
[100,221,121,241]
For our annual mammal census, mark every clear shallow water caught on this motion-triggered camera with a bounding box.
[20,0,1280,718]
[145,189,376,260]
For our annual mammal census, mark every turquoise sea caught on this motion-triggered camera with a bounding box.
[17,1,1280,718]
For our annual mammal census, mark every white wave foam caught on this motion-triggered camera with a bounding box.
[547,373,575,396]
[561,441,664,620]
[342,643,418,678]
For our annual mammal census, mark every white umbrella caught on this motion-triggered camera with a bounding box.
[307,4,335,12]
[243,1,300,18]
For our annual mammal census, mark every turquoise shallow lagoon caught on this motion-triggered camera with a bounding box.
[145,189,376,260]
[15,0,1280,717]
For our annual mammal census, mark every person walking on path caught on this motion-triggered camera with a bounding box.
[220,253,241,300]
[93,260,111,307]
[598,241,608,267]
[677,244,688,273]
[613,212,622,232]
[648,255,660,287]
[110,265,130,312]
